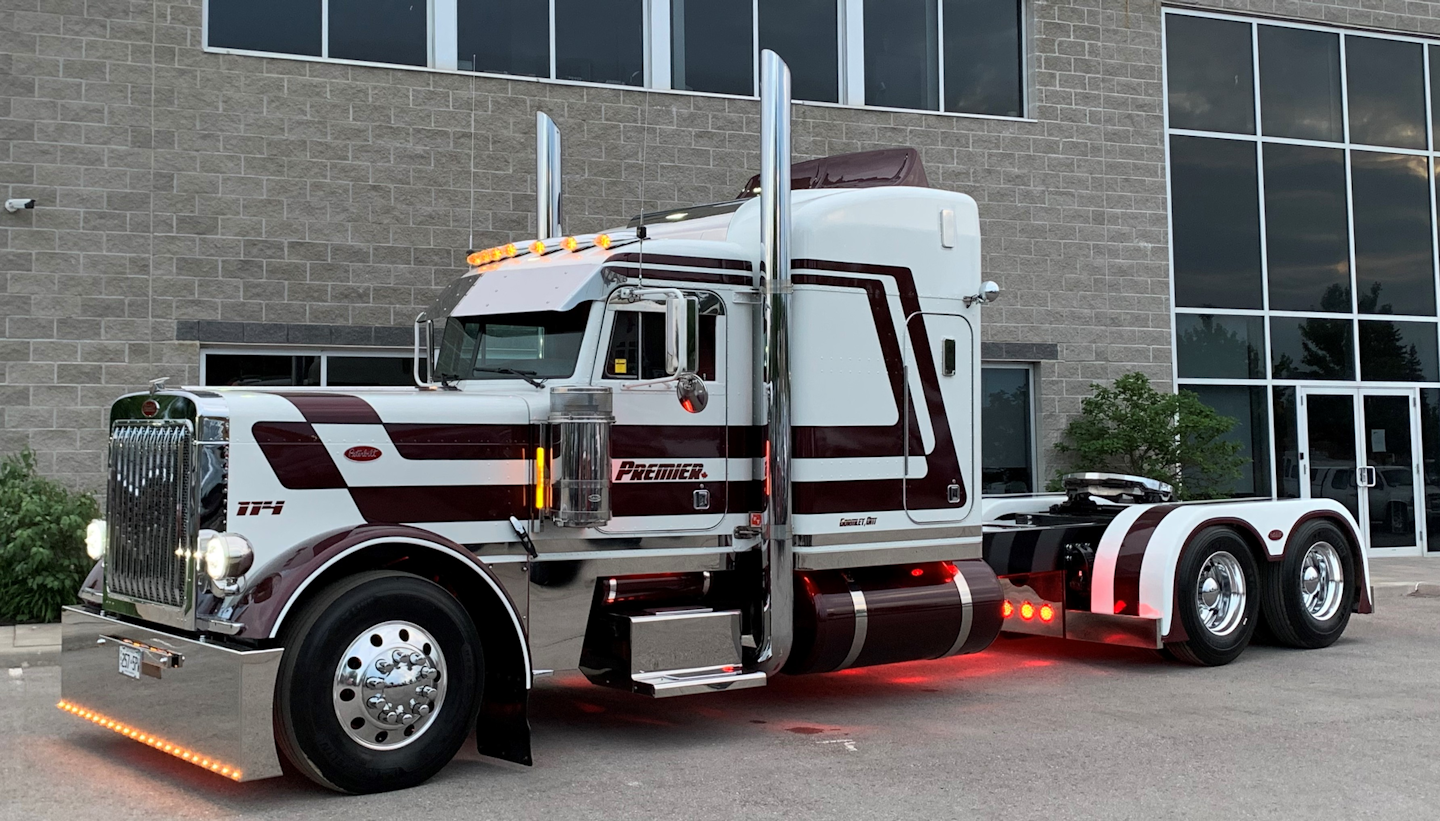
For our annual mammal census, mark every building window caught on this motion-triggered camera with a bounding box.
[205,0,1026,116]
[1168,9,1440,518]
[980,365,1035,494]
[201,349,414,387]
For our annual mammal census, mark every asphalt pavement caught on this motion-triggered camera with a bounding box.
[3,564,1439,820]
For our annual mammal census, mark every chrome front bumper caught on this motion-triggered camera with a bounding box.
[59,606,284,781]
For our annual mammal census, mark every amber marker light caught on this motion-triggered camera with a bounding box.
[56,700,243,781]
[530,240,547,255]
[466,250,485,267]
[595,233,613,250]
[502,242,518,258]
[534,447,547,510]
[561,236,579,252]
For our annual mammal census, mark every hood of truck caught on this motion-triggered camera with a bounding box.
[214,388,539,549]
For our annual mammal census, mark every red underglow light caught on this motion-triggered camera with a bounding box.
[56,700,243,781]
[910,567,924,577]
[1019,601,1036,621]
[1114,600,1127,614]
[1001,600,1014,618]
[1038,603,1055,623]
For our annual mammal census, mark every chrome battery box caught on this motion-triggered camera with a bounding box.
[59,606,284,781]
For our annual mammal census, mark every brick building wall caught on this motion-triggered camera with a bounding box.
[4,0,1411,490]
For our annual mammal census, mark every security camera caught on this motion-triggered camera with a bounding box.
[4,198,36,213]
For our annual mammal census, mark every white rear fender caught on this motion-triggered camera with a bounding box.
[1090,499,1370,638]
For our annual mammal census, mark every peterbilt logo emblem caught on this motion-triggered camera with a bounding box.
[237,501,285,516]
[614,460,708,481]
[344,446,383,462]
[141,399,159,418]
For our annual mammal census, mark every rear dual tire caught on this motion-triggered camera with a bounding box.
[1165,527,1260,667]
[1260,520,1355,649]
[274,571,483,793]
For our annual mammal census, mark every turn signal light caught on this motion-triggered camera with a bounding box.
[1039,603,1055,623]
[1114,600,1127,614]
[1019,601,1036,621]
[534,446,547,510]
[57,700,243,781]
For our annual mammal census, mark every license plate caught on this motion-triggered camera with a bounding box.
[118,645,141,679]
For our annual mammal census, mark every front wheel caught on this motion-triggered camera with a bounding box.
[1164,527,1261,667]
[274,571,483,793]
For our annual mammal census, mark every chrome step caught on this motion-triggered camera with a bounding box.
[632,666,767,698]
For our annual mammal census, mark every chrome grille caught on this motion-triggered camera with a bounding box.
[106,421,194,608]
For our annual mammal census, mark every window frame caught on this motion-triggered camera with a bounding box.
[200,346,413,388]
[979,362,1039,496]
[201,0,1031,121]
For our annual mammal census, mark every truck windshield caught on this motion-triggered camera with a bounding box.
[434,304,590,382]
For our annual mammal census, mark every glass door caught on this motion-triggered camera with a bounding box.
[1297,388,1425,556]
[1361,391,1425,555]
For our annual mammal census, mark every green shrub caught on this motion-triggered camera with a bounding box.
[0,451,99,623]
[1052,372,1244,500]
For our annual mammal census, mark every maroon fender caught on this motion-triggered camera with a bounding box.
[201,523,528,646]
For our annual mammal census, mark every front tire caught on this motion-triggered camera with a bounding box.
[1165,527,1260,666]
[1260,520,1355,649]
[275,571,483,793]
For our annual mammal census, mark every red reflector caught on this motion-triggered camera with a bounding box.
[1039,603,1055,623]
[1001,600,1014,618]
[910,567,924,577]
[1114,600,1126,614]
[1019,601,1035,621]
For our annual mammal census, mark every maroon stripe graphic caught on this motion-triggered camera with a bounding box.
[730,425,764,460]
[605,252,753,272]
[612,425,728,458]
[349,485,530,523]
[787,259,968,514]
[1112,504,1179,616]
[278,393,383,425]
[385,423,534,461]
[252,422,347,490]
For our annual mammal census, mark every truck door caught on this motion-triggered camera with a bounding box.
[594,292,728,533]
[903,311,976,524]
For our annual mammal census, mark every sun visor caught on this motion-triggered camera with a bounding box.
[444,259,608,318]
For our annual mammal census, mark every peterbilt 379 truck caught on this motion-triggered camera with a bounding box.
[58,53,1371,794]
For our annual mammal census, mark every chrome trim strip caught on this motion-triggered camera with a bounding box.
[805,525,982,546]
[840,587,867,669]
[794,539,982,571]
[537,111,562,239]
[944,570,973,657]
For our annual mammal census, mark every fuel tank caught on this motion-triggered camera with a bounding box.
[785,559,1003,675]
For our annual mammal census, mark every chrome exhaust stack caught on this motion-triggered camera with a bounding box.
[755,49,793,676]
[536,111,562,240]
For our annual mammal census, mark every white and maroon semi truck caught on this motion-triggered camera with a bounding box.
[58,53,1371,794]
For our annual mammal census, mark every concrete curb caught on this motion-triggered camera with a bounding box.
[0,624,60,669]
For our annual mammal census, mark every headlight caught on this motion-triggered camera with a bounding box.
[201,531,254,582]
[85,519,107,561]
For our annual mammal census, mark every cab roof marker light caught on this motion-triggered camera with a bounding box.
[57,700,243,781]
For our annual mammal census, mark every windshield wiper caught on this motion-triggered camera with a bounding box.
[436,371,461,390]
[474,367,546,388]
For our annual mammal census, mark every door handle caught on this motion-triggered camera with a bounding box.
[1357,466,1377,488]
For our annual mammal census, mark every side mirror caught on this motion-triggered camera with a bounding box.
[664,293,700,376]
[676,373,709,414]
[963,281,1001,308]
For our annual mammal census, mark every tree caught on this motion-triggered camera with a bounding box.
[1053,372,1244,500]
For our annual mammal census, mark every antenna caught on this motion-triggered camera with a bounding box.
[468,56,477,253]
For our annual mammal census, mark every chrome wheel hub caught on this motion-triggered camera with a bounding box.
[1300,541,1344,622]
[333,621,447,751]
[1195,551,1246,637]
